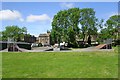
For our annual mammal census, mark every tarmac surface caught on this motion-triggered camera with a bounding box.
[0,46,114,52]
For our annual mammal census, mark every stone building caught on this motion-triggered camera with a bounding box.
[37,32,50,46]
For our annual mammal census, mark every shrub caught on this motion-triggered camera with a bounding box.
[38,43,42,47]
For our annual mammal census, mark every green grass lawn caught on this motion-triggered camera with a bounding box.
[0,51,2,78]
[2,50,118,78]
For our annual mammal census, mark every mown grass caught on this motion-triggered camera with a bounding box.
[0,51,2,78]
[2,50,118,78]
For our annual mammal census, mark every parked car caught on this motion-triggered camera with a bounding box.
[31,43,38,47]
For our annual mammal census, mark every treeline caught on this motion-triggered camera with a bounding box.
[50,8,120,47]
[0,26,30,42]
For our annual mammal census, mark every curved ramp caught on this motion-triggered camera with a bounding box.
[0,45,30,52]
[16,46,30,52]
[95,44,107,49]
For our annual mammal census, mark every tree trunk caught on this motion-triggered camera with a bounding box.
[82,32,85,44]
[87,35,91,45]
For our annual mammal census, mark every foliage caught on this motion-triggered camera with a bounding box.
[80,8,98,45]
[38,43,42,47]
[67,26,76,47]
[51,8,81,46]
[99,15,120,43]
[51,8,120,46]
[1,25,27,41]
[51,8,99,47]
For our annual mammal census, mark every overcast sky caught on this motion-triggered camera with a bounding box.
[0,2,118,37]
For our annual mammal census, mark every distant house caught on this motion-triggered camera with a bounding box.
[37,32,50,46]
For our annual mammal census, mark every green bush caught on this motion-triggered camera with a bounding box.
[38,43,42,47]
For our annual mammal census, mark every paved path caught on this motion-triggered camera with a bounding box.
[0,47,53,52]
[46,46,114,52]
[0,46,114,52]
[71,47,114,52]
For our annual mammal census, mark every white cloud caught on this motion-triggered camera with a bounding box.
[60,2,74,9]
[0,10,24,21]
[26,14,51,22]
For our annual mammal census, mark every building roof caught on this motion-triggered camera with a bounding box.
[39,33,50,37]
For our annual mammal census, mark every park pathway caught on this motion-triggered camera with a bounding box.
[0,46,114,52]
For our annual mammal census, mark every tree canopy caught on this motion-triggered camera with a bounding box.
[1,25,27,41]
[51,8,99,46]
[99,15,120,42]
[80,8,98,45]
[51,8,81,46]
[51,7,120,47]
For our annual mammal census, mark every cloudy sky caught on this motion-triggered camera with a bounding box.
[0,2,118,37]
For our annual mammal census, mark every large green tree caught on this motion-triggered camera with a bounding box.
[80,8,98,45]
[51,10,68,44]
[51,8,80,46]
[99,15,120,42]
[105,15,120,40]
[67,8,80,46]
[1,25,27,41]
[51,8,100,47]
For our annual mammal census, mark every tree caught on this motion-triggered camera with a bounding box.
[99,28,109,41]
[67,8,80,46]
[80,8,98,45]
[51,8,100,47]
[51,8,80,46]
[98,15,120,45]
[1,25,27,41]
[105,15,120,40]
[51,10,64,44]
[0,32,2,41]
[67,26,76,47]
[22,27,27,34]
[67,8,80,34]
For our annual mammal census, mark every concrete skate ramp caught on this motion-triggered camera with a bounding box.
[15,45,30,52]
[1,46,53,52]
[95,44,107,49]
[0,45,30,52]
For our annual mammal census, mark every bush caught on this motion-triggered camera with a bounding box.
[38,43,42,47]
[112,40,120,46]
